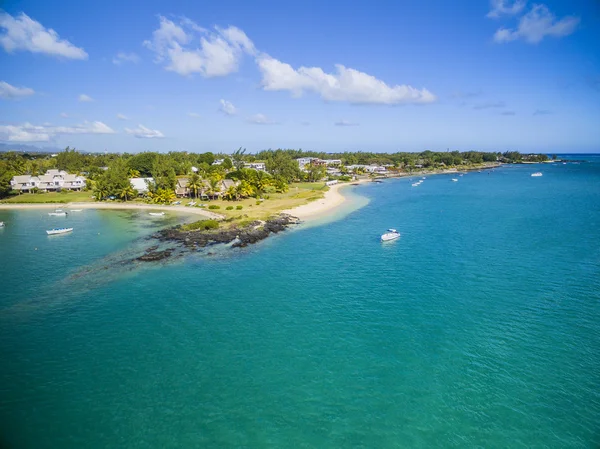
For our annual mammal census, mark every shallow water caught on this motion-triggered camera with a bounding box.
[1,157,599,448]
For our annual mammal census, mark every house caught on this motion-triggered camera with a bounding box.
[212,159,224,165]
[175,178,189,197]
[10,170,87,193]
[296,157,316,170]
[325,180,338,186]
[130,177,154,194]
[244,162,266,171]
[323,159,342,166]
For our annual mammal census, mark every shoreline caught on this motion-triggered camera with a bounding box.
[0,202,223,219]
[283,163,501,221]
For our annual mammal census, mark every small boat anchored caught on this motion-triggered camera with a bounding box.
[46,227,73,235]
[149,212,165,216]
[381,229,401,242]
[531,172,543,177]
[451,178,458,182]
[48,209,67,216]
[0,221,5,227]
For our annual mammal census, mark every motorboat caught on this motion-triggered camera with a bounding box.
[531,172,543,177]
[0,221,4,227]
[381,229,401,242]
[70,209,83,212]
[149,212,165,216]
[451,178,458,182]
[46,227,73,235]
[48,211,67,216]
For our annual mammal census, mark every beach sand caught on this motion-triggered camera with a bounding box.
[0,202,223,219]
[283,178,371,221]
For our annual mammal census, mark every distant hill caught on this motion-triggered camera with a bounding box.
[0,143,63,153]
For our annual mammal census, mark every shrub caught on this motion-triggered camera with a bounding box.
[208,205,220,210]
[181,219,219,231]
[236,205,243,210]
[226,206,234,210]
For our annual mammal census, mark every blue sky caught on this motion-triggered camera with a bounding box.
[1,0,599,153]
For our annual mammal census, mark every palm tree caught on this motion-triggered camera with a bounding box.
[223,185,238,201]
[207,177,221,199]
[187,173,202,199]
[119,185,136,202]
[252,170,272,198]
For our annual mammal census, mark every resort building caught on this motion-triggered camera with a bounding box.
[243,162,266,171]
[130,177,154,194]
[10,170,87,193]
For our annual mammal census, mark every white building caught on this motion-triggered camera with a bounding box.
[130,177,154,194]
[10,170,86,193]
[296,157,316,170]
[244,162,266,171]
[323,159,342,166]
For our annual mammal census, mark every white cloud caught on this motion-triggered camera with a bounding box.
[219,99,237,115]
[60,112,69,118]
[0,80,34,99]
[188,112,201,118]
[487,0,526,18]
[257,55,436,105]
[124,124,165,139]
[144,16,254,77]
[112,52,140,65]
[0,12,88,59]
[0,121,115,142]
[494,4,579,44]
[335,120,359,127]
[78,94,93,102]
[247,113,276,125]
[116,113,129,120]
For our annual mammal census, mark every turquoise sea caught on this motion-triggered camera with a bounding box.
[1,157,599,448]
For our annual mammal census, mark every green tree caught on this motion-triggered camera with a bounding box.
[306,163,326,182]
[232,148,246,170]
[119,185,137,202]
[222,157,233,170]
[187,173,202,199]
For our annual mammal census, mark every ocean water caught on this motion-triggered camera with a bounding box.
[1,158,599,448]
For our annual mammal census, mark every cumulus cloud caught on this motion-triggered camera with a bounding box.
[335,120,359,127]
[78,94,93,102]
[124,124,165,138]
[257,55,435,105]
[188,112,201,118]
[0,12,88,59]
[112,52,140,65]
[116,113,129,120]
[494,4,579,44]
[247,113,276,125]
[143,16,255,77]
[473,101,505,110]
[219,99,237,115]
[0,80,34,99]
[487,0,526,18]
[0,121,115,142]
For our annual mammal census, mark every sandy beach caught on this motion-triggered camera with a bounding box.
[283,178,371,220]
[0,202,223,219]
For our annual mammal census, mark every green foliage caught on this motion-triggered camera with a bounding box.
[226,206,234,210]
[151,155,177,191]
[222,157,233,170]
[236,205,243,210]
[306,163,327,182]
[128,152,159,177]
[208,205,220,210]
[180,219,219,231]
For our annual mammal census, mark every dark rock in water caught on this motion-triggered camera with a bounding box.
[137,248,173,262]
[153,214,299,254]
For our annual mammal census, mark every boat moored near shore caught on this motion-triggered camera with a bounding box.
[381,229,401,242]
[46,227,73,235]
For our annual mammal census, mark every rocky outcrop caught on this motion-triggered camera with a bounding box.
[152,214,299,252]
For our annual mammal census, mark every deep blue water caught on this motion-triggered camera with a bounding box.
[1,158,599,448]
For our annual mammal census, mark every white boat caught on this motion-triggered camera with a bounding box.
[70,209,83,212]
[48,211,67,216]
[0,221,4,227]
[531,172,543,177]
[46,227,73,235]
[411,183,420,187]
[149,212,165,216]
[422,177,426,180]
[451,178,458,182]
[381,229,400,242]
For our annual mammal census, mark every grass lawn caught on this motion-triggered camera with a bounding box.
[187,182,329,222]
[1,191,94,203]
